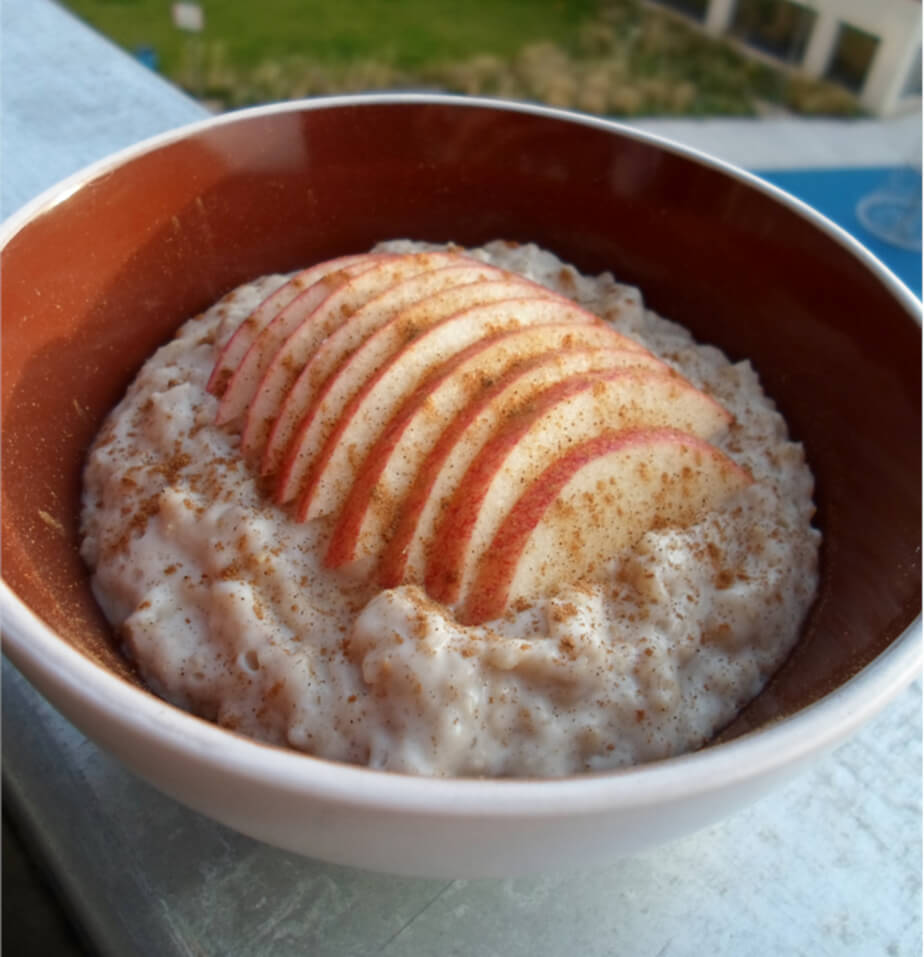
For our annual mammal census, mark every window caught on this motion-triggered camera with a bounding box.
[649,0,709,22]
[730,0,817,64]
[825,23,880,93]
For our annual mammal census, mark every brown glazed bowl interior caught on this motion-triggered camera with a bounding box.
[1,96,920,876]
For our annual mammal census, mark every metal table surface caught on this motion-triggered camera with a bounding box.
[3,2,921,955]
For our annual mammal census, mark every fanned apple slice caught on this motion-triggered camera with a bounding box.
[215,256,394,425]
[423,369,733,604]
[326,329,670,571]
[208,252,388,401]
[460,428,753,624]
[208,280,304,399]
[286,296,605,520]
[241,252,488,459]
[254,262,511,473]
[220,252,477,431]
[377,352,686,589]
[272,280,562,502]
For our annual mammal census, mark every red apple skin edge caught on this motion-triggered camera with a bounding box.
[207,252,388,397]
[459,428,752,625]
[254,265,513,475]
[374,368,594,591]
[265,280,553,497]
[422,365,725,606]
[420,373,610,604]
[284,297,603,518]
[374,348,673,590]
[324,338,659,570]
[274,294,553,507]
[215,268,360,425]
[207,281,301,397]
[221,253,459,431]
[322,327,544,568]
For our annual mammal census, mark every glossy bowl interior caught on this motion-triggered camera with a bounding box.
[2,96,920,878]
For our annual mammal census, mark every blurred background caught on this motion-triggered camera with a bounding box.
[60,0,921,119]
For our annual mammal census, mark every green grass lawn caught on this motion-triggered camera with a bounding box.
[60,0,860,116]
[63,0,598,75]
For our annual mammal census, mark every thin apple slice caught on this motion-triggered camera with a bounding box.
[207,252,388,399]
[253,262,511,472]
[285,296,604,520]
[377,352,697,589]
[271,280,559,500]
[272,285,551,502]
[234,251,479,456]
[423,369,733,605]
[325,329,670,571]
[215,256,393,425]
[460,428,752,624]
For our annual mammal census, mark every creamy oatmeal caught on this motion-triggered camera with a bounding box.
[80,241,820,777]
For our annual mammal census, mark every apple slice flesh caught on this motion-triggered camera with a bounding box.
[325,331,669,571]
[215,257,393,425]
[222,251,480,432]
[237,252,490,458]
[378,353,717,589]
[254,262,511,473]
[272,280,559,501]
[286,296,604,520]
[460,428,752,624]
[208,252,388,400]
[424,369,733,604]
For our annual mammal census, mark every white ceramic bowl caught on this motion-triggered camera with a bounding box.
[2,96,920,878]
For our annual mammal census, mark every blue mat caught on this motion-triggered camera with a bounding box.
[756,166,922,297]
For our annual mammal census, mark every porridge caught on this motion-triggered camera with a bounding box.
[80,241,820,777]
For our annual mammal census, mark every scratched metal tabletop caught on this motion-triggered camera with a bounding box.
[2,2,921,955]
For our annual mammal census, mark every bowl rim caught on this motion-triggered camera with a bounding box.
[1,91,922,314]
[2,93,921,814]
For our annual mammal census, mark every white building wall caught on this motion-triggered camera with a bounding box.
[698,0,922,115]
